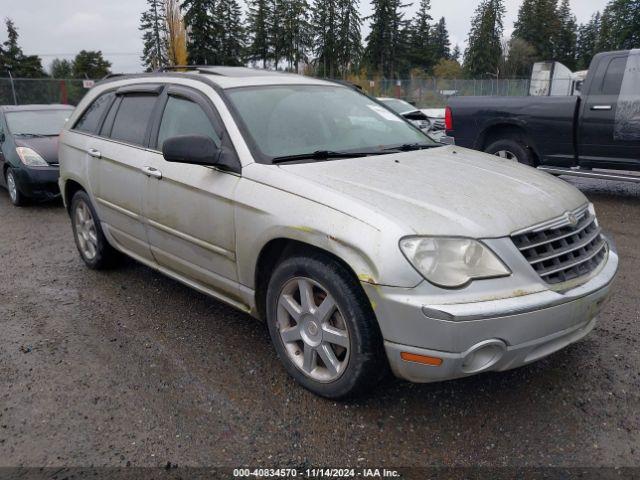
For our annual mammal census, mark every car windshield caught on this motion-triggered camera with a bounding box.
[226,85,436,162]
[379,98,417,114]
[5,109,71,136]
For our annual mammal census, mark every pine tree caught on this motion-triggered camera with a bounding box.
[0,19,47,78]
[246,0,272,67]
[312,0,339,76]
[140,0,168,70]
[513,0,560,62]
[576,12,601,70]
[555,0,577,69]
[364,0,409,77]
[269,0,289,69]
[216,0,245,65]
[181,0,216,64]
[598,0,640,52]
[464,0,505,77]
[432,17,451,61]
[406,0,433,72]
[451,44,461,62]
[336,0,363,76]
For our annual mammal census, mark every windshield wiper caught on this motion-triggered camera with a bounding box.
[383,142,441,152]
[272,150,388,164]
[14,133,47,138]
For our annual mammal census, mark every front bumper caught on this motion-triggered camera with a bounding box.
[13,165,60,200]
[363,239,618,383]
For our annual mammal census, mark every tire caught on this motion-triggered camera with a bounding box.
[266,252,387,399]
[70,190,121,269]
[485,138,534,166]
[5,168,26,206]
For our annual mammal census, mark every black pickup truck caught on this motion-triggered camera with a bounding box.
[446,50,640,176]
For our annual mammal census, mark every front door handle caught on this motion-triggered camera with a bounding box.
[142,165,162,179]
[87,148,102,159]
[591,105,612,111]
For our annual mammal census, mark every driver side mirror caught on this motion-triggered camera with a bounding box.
[162,134,221,167]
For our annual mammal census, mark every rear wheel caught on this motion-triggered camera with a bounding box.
[485,138,534,166]
[70,190,121,269]
[5,168,26,206]
[266,252,386,399]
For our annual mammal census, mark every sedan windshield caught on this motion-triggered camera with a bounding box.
[5,109,71,136]
[226,85,436,162]
[379,98,417,114]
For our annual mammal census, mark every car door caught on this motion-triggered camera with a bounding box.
[579,52,640,169]
[89,84,164,263]
[0,113,6,187]
[142,85,242,299]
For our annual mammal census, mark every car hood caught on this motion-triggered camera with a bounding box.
[278,145,588,238]
[14,136,60,165]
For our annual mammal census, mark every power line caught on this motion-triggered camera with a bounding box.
[30,52,142,57]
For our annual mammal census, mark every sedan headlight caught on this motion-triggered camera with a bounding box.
[16,147,49,167]
[399,237,511,288]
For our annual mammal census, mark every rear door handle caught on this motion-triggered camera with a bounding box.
[87,148,102,159]
[142,165,162,179]
[591,105,612,111]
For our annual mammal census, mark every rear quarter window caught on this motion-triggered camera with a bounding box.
[601,57,627,95]
[74,92,115,134]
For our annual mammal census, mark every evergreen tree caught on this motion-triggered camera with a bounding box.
[451,44,461,62]
[464,0,505,77]
[513,0,560,61]
[336,0,363,75]
[216,0,245,65]
[576,12,601,70]
[269,0,289,68]
[181,0,217,64]
[312,0,339,76]
[246,0,272,67]
[406,0,433,73]
[0,19,47,78]
[50,59,73,78]
[432,17,451,61]
[598,0,640,51]
[364,0,409,77]
[72,50,112,78]
[555,0,577,69]
[140,0,168,70]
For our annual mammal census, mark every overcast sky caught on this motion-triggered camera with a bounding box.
[0,0,610,74]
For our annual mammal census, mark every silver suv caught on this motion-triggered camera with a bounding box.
[59,68,618,398]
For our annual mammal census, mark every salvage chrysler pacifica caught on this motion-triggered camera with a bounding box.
[58,68,618,398]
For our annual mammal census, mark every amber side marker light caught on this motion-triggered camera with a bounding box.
[401,352,443,366]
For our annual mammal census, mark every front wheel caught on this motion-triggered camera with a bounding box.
[485,138,534,166]
[266,252,386,399]
[5,168,26,206]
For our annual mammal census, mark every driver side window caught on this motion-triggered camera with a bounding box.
[156,95,221,150]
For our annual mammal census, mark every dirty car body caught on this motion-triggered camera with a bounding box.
[58,68,618,398]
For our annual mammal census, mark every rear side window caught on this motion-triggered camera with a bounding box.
[74,92,115,133]
[156,96,221,149]
[110,94,158,146]
[601,57,627,95]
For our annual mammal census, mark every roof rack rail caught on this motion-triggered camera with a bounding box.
[101,73,127,80]
[155,65,221,74]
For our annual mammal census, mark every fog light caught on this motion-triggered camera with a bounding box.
[461,340,506,374]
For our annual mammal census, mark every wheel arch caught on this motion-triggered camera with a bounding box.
[62,178,87,213]
[476,122,541,165]
[253,237,373,322]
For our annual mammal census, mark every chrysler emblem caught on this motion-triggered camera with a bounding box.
[567,213,579,226]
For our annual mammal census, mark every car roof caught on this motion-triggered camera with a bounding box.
[0,104,75,112]
[99,67,339,90]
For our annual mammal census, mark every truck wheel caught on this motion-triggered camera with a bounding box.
[70,190,121,269]
[485,139,534,166]
[266,252,386,399]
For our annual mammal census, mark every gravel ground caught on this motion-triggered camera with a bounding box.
[0,176,638,469]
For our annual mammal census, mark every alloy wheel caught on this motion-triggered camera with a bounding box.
[495,150,518,161]
[6,171,17,203]
[74,200,98,261]
[276,277,350,383]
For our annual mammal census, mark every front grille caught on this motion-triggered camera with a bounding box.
[512,208,607,285]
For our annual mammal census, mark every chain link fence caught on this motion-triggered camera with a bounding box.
[1,77,532,108]
[0,78,94,106]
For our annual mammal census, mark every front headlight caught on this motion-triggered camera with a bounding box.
[16,147,49,167]
[399,236,511,288]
